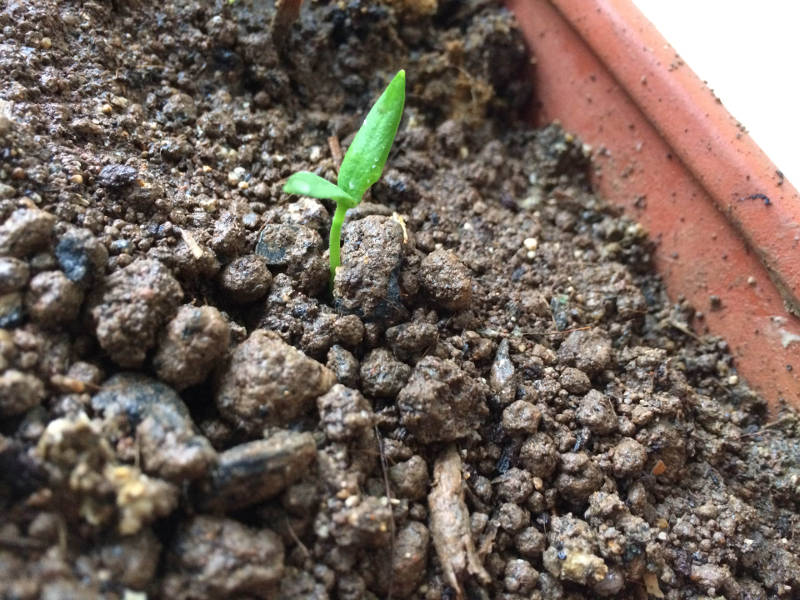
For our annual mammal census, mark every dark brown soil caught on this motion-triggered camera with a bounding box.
[0,1,798,599]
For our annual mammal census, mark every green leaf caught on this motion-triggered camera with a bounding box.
[283,171,356,206]
[337,70,405,202]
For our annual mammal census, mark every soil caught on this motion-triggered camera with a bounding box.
[0,1,798,599]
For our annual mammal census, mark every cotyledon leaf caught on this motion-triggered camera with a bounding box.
[337,70,406,202]
[283,171,357,206]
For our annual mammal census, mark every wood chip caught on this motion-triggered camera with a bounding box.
[428,445,489,598]
[328,135,343,168]
[179,227,204,260]
[643,572,664,598]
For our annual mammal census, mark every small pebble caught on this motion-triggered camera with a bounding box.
[55,227,108,287]
[490,339,516,404]
[385,320,438,362]
[359,348,411,399]
[194,431,316,511]
[332,314,364,347]
[98,164,138,188]
[515,526,547,558]
[0,292,23,328]
[92,373,216,482]
[557,329,613,376]
[317,384,374,442]
[576,389,617,435]
[0,208,56,258]
[397,356,487,443]
[495,468,534,503]
[559,366,591,394]
[611,437,647,478]
[256,223,327,295]
[0,257,30,293]
[419,248,473,311]
[164,516,284,598]
[519,432,558,479]
[209,211,246,258]
[326,344,360,388]
[227,167,246,187]
[502,400,541,435]
[89,259,183,367]
[388,455,429,501]
[215,329,335,432]
[0,370,45,417]
[555,452,604,503]
[504,558,539,594]
[94,530,161,588]
[153,305,230,390]
[332,216,407,324]
[594,568,626,596]
[275,197,331,233]
[373,521,430,598]
[218,255,272,304]
[25,271,83,326]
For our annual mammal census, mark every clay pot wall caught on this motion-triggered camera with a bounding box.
[507,0,800,410]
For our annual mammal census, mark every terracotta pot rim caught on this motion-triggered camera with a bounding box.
[506,0,800,409]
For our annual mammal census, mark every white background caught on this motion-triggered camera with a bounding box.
[633,1,800,187]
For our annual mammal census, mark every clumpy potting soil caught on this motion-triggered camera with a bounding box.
[0,0,798,598]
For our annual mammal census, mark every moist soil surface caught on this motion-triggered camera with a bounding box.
[0,1,799,599]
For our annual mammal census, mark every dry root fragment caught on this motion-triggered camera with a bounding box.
[643,572,664,598]
[428,445,489,598]
[387,0,438,17]
[36,412,178,535]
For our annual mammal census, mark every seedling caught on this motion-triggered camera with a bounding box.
[283,70,406,282]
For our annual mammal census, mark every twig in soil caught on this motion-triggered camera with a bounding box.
[271,0,304,48]
[0,533,47,551]
[57,514,67,554]
[475,521,498,559]
[736,416,794,439]
[328,135,343,169]
[520,325,591,338]
[392,212,409,244]
[374,424,396,600]
[179,227,204,260]
[428,445,490,599]
[49,374,101,394]
[667,319,702,342]
[462,476,489,514]
[285,516,310,559]
[524,310,650,339]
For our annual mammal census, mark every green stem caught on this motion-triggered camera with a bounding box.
[329,201,348,284]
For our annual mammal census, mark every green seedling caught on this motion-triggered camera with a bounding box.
[283,69,406,283]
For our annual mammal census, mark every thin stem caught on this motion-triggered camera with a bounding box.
[329,201,348,284]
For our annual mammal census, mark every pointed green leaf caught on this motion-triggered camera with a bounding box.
[337,70,405,202]
[283,171,356,206]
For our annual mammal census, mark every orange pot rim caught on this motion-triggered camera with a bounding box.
[506,0,800,410]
